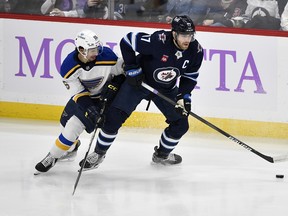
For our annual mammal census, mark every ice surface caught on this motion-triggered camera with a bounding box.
[0,117,288,216]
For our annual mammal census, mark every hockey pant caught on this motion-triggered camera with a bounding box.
[95,81,189,155]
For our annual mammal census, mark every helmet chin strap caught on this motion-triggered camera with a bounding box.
[77,48,89,61]
[173,32,182,50]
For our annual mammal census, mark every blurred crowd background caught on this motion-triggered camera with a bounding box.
[1,0,288,31]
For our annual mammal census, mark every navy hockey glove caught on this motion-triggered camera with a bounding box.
[125,65,144,87]
[175,93,191,117]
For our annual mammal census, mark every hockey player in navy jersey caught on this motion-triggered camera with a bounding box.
[80,15,204,170]
[34,29,125,174]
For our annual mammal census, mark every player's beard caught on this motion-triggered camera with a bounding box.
[179,42,189,50]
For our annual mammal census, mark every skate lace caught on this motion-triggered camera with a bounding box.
[42,154,55,167]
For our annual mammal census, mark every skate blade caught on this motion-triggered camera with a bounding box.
[78,165,100,172]
[58,157,76,162]
[34,170,44,175]
[58,153,77,162]
[150,161,181,166]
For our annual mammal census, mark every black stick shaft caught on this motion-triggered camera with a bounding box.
[141,82,276,163]
[72,100,107,195]
[72,128,97,195]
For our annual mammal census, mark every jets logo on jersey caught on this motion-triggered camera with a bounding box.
[158,33,166,44]
[153,67,180,84]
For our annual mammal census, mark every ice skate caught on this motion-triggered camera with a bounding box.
[152,146,182,165]
[58,140,81,161]
[34,153,58,175]
[79,152,106,171]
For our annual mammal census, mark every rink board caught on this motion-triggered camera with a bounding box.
[0,15,288,139]
[1,101,287,139]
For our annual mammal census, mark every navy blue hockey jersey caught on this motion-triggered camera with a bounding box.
[120,30,204,95]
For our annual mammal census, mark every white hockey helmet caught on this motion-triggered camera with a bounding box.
[75,29,103,57]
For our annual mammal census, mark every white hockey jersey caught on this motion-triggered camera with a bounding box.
[60,47,124,102]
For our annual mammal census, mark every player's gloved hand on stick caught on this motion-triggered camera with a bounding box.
[175,93,191,117]
[124,64,144,87]
[101,82,119,103]
[85,106,104,128]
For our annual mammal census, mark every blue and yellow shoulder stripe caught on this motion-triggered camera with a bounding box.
[60,50,81,79]
[60,48,118,79]
[96,47,118,66]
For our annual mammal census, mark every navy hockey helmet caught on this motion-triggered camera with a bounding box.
[171,15,195,34]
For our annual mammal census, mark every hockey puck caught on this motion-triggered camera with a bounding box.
[276,174,284,179]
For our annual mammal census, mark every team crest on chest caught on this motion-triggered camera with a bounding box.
[81,77,104,90]
[153,67,180,84]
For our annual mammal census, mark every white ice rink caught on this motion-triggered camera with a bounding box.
[1,117,288,216]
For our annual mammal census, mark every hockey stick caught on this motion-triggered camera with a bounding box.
[72,100,107,196]
[141,82,288,163]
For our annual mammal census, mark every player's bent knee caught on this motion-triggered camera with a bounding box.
[74,106,98,133]
[60,99,77,127]
[102,107,128,134]
[168,118,189,138]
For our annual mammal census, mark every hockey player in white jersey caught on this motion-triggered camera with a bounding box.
[34,29,125,175]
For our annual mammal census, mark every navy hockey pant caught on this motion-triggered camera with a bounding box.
[95,81,189,155]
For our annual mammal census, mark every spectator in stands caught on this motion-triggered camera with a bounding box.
[134,0,167,22]
[202,0,248,28]
[280,1,288,30]
[245,0,280,18]
[277,0,288,16]
[0,0,14,12]
[161,0,209,24]
[83,0,109,19]
[41,0,86,17]
[83,0,148,20]
[120,0,149,21]
[244,0,281,30]
[5,0,44,14]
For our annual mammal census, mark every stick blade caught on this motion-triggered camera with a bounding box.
[273,154,288,163]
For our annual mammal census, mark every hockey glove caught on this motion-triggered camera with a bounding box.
[101,74,125,103]
[175,93,191,117]
[101,82,119,103]
[125,65,144,87]
[85,106,105,132]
